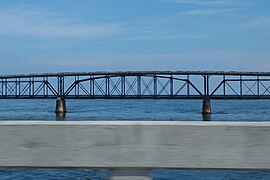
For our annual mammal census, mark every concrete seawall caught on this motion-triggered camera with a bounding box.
[0,121,270,179]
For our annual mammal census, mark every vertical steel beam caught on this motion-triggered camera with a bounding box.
[92,76,95,98]
[223,75,226,99]
[203,75,207,98]
[74,76,77,96]
[203,74,210,98]
[154,75,157,97]
[76,76,79,97]
[202,74,211,115]
[46,77,48,97]
[58,76,65,97]
[15,78,18,96]
[58,77,61,97]
[59,76,61,97]
[106,75,110,97]
[240,75,243,97]
[89,76,92,97]
[207,75,210,97]
[170,75,173,97]
[121,76,126,97]
[137,76,141,96]
[18,78,21,97]
[257,76,260,98]
[187,74,190,98]
[33,77,35,97]
[203,75,210,98]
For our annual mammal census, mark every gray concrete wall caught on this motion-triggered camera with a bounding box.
[0,121,270,170]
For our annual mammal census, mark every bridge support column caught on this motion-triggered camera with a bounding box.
[110,169,151,180]
[202,98,211,115]
[55,97,66,114]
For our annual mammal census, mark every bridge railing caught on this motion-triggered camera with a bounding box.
[1,121,270,179]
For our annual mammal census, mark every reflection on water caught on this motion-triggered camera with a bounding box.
[56,113,66,121]
[57,112,212,121]
[202,114,212,121]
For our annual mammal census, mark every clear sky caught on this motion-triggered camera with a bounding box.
[0,0,269,74]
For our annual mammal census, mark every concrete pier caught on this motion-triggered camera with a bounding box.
[55,97,66,114]
[202,98,211,114]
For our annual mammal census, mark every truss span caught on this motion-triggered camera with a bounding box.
[1,71,270,99]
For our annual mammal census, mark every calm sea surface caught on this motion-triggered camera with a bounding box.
[0,99,270,179]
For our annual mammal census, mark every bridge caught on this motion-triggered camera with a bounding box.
[1,71,270,114]
[1,72,270,179]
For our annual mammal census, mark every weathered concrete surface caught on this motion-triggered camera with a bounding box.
[202,99,211,114]
[55,97,66,114]
[0,121,270,170]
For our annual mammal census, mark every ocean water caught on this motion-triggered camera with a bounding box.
[0,99,270,179]
[1,99,270,121]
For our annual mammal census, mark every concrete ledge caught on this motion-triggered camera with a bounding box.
[0,121,270,170]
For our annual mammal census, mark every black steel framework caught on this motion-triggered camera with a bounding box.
[1,71,270,99]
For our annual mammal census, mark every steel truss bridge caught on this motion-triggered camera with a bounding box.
[1,71,270,99]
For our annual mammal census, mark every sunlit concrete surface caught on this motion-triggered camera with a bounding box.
[0,121,270,179]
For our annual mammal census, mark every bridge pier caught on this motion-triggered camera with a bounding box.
[55,97,66,114]
[202,98,211,115]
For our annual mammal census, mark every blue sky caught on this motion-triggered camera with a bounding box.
[0,0,269,74]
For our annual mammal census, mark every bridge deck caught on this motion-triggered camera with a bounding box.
[1,71,270,78]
